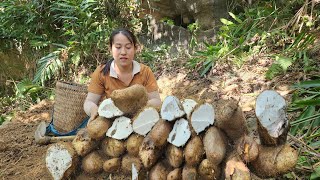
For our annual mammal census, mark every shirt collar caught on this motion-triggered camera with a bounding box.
[110,60,141,78]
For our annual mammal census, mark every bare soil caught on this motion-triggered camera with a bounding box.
[0,56,308,180]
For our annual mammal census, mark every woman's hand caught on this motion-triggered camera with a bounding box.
[87,106,99,125]
[84,92,102,126]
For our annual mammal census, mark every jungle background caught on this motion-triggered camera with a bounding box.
[0,0,319,179]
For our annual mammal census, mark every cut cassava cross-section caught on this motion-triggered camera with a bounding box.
[181,98,198,120]
[167,118,191,147]
[106,116,133,140]
[132,107,160,136]
[110,84,148,115]
[190,103,214,134]
[161,96,185,121]
[98,98,124,118]
[255,90,289,146]
[46,142,79,180]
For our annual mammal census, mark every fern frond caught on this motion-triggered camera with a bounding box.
[33,50,64,85]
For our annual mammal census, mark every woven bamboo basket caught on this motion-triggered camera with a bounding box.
[53,81,88,133]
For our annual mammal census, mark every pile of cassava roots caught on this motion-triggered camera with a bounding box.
[45,84,298,180]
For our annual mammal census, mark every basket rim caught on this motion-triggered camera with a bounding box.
[56,81,87,92]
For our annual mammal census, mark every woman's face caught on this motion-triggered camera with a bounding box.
[111,33,136,69]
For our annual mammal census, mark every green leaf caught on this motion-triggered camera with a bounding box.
[266,63,282,80]
[200,62,213,77]
[291,113,320,126]
[309,139,320,148]
[293,80,320,89]
[71,52,81,66]
[290,106,315,135]
[276,56,292,71]
[306,21,313,27]
[294,99,320,106]
[228,12,242,23]
[311,166,320,180]
[220,18,234,26]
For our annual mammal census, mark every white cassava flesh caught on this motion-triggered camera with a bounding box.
[255,90,288,138]
[133,107,160,136]
[167,118,191,147]
[161,96,185,121]
[106,116,133,140]
[46,143,77,180]
[181,99,198,119]
[98,98,124,118]
[190,103,214,134]
[132,163,138,180]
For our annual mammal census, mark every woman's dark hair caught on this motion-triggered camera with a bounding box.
[102,28,138,75]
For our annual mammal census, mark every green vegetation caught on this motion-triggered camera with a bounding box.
[0,0,142,85]
[289,79,320,179]
[189,0,319,79]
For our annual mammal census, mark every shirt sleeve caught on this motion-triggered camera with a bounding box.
[145,66,159,93]
[88,66,105,95]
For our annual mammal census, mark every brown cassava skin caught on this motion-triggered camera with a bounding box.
[166,144,184,168]
[148,119,172,147]
[101,138,126,157]
[87,116,111,140]
[203,126,227,165]
[225,152,251,180]
[46,142,79,180]
[72,128,99,156]
[236,136,259,162]
[256,119,289,146]
[103,158,121,173]
[149,162,169,180]
[127,134,144,156]
[198,159,221,180]
[82,151,103,174]
[251,144,298,178]
[182,166,197,180]
[121,154,143,174]
[213,99,248,141]
[139,137,161,169]
[167,168,182,180]
[184,136,204,166]
[110,84,148,115]
[76,172,97,180]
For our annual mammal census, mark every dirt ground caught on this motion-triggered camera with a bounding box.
[0,57,303,180]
